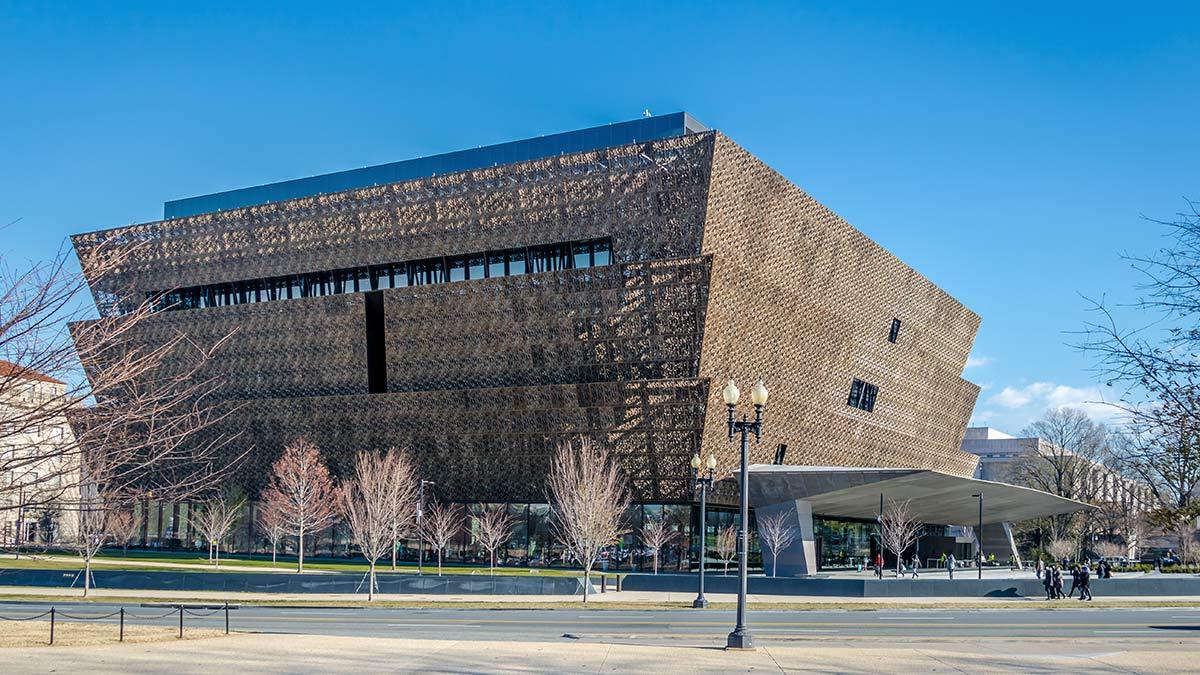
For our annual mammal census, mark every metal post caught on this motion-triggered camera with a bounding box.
[693,479,709,609]
[178,605,184,639]
[977,492,984,581]
[49,607,55,645]
[726,417,753,650]
[120,607,125,642]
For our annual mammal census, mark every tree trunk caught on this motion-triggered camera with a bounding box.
[653,551,658,574]
[298,528,306,573]
[772,553,777,578]
[437,548,443,576]
[83,556,91,597]
[368,561,376,602]
[215,542,220,568]
[582,563,591,604]
[391,522,397,571]
[490,550,495,576]
[123,543,128,557]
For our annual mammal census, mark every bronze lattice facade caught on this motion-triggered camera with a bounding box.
[72,114,980,507]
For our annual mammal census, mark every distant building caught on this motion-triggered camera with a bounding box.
[960,426,1149,509]
[0,360,80,545]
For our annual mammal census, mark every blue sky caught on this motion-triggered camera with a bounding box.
[2,2,1197,433]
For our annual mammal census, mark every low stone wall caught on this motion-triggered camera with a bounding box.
[621,573,1200,597]
[0,568,589,595]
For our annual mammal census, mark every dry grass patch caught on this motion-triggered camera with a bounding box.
[0,621,225,648]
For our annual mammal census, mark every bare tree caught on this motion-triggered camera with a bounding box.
[74,492,116,597]
[474,504,514,576]
[420,501,461,576]
[196,492,246,568]
[105,508,140,557]
[1046,538,1076,563]
[1078,201,1200,529]
[1093,541,1125,560]
[546,436,630,604]
[1009,408,1110,546]
[262,438,339,572]
[757,511,798,578]
[638,514,676,575]
[716,524,738,577]
[2,240,245,534]
[340,448,418,600]
[879,499,924,577]
[255,492,287,567]
[1080,200,1200,431]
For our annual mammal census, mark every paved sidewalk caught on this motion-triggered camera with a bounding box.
[4,632,1198,673]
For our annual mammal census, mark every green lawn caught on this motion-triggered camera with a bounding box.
[0,549,599,578]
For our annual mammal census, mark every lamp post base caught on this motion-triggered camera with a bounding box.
[726,629,755,650]
[692,596,708,609]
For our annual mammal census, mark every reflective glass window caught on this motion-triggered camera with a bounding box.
[593,239,611,266]
[488,253,505,278]
[507,249,527,276]
[572,241,591,269]
[448,256,467,282]
[468,255,485,280]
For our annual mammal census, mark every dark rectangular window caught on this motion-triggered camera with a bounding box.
[888,318,901,343]
[846,378,878,412]
[364,291,387,394]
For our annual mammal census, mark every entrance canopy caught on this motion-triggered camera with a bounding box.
[743,465,1093,525]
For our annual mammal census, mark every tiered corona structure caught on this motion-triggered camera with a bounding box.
[72,113,980,512]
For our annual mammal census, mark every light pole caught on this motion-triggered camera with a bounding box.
[723,378,768,651]
[417,480,435,575]
[690,451,718,609]
[972,492,983,580]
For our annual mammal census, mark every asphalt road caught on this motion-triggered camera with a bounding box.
[2,602,1199,644]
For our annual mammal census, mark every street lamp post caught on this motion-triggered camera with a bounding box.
[972,492,983,580]
[723,378,768,651]
[417,480,436,575]
[690,452,718,609]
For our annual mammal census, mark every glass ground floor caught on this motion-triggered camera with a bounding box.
[130,499,757,572]
[124,499,973,572]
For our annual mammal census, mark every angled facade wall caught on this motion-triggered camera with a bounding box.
[71,124,979,509]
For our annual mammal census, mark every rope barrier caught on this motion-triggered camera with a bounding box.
[55,610,122,621]
[0,610,51,621]
[125,609,179,620]
[54,607,123,619]
[0,603,237,643]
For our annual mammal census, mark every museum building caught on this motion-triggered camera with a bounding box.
[71,113,1087,572]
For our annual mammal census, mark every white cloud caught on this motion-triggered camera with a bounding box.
[965,356,992,369]
[985,381,1125,424]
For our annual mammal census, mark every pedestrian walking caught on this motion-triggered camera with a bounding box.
[1036,558,1044,580]
[873,551,883,579]
[1042,565,1054,599]
[910,554,921,579]
[1067,564,1081,598]
[1053,566,1065,599]
[1080,564,1093,601]
[947,553,956,580]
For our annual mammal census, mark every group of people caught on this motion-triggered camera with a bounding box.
[1035,559,1099,600]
